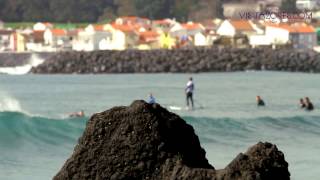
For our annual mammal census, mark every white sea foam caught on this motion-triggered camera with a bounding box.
[0,93,23,112]
[0,53,44,75]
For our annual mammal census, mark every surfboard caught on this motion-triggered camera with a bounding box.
[168,106,184,111]
[168,106,202,111]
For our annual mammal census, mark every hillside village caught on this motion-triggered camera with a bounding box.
[1,0,320,52]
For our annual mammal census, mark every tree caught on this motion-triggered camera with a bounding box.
[280,0,297,13]
[114,0,136,17]
[172,0,195,22]
[134,0,173,19]
[0,0,225,22]
[98,7,117,22]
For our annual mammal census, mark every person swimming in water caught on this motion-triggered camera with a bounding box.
[69,110,85,117]
[304,97,314,111]
[256,96,265,106]
[299,98,306,109]
[148,93,156,104]
[185,77,194,109]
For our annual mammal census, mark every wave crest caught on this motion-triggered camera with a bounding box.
[0,53,44,75]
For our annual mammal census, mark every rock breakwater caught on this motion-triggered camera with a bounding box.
[31,48,319,74]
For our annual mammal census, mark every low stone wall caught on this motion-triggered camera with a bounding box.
[31,47,320,74]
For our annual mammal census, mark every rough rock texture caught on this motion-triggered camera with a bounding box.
[54,100,290,180]
[31,47,319,74]
[217,142,290,180]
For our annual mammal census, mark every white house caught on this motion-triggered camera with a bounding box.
[137,30,161,49]
[72,24,112,51]
[181,22,207,46]
[201,19,222,46]
[115,16,151,26]
[44,29,68,50]
[33,22,53,31]
[217,20,256,37]
[104,23,139,50]
[249,35,272,47]
[169,23,187,40]
[99,38,113,50]
[25,30,45,52]
[194,32,207,46]
[248,23,289,47]
[152,19,175,33]
[182,22,205,36]
[10,32,26,52]
[265,24,290,45]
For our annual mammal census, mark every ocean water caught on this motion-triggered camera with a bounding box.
[0,72,319,180]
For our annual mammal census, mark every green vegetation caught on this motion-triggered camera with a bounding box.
[4,22,34,29]
[53,23,90,29]
[0,0,224,23]
[4,22,90,29]
[280,0,298,13]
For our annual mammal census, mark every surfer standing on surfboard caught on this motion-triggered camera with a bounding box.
[185,77,194,110]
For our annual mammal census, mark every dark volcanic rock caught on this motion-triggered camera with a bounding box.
[54,100,290,180]
[30,47,320,74]
[218,142,290,180]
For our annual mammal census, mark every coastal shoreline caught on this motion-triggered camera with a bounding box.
[0,47,319,74]
[30,47,320,74]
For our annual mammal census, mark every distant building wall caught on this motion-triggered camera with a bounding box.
[290,33,317,49]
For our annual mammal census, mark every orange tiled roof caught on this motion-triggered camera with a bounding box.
[229,20,254,31]
[93,25,104,31]
[265,23,292,31]
[181,23,203,30]
[67,29,80,36]
[290,23,315,33]
[266,23,315,33]
[51,29,66,36]
[139,31,159,37]
[111,23,136,32]
[153,19,171,25]
[139,31,159,43]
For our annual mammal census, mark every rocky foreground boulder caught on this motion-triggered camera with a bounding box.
[54,100,290,180]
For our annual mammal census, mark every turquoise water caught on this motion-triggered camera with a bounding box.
[0,72,319,180]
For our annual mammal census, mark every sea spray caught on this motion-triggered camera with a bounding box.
[0,92,24,112]
[0,53,44,75]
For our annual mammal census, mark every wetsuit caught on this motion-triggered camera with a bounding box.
[306,102,314,111]
[257,99,265,106]
[185,80,194,108]
[148,96,156,104]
